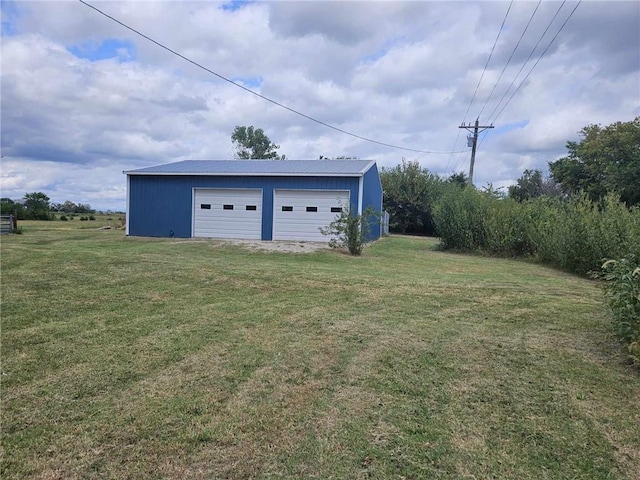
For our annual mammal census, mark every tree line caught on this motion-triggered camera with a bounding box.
[382,117,638,364]
[0,193,96,220]
[232,118,639,226]
[382,117,639,235]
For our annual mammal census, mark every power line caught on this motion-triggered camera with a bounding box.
[477,0,543,119]
[486,0,568,123]
[477,1,581,149]
[444,128,463,173]
[460,0,513,125]
[78,0,465,156]
[491,1,582,124]
[446,1,512,173]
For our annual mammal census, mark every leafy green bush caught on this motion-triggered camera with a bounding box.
[320,205,376,256]
[60,215,68,221]
[483,198,537,257]
[599,256,640,364]
[528,194,640,274]
[433,188,640,275]
[432,187,489,250]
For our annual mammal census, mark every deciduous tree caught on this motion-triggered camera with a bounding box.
[231,125,284,160]
[549,117,640,206]
[508,169,562,202]
[447,172,468,188]
[380,159,445,235]
[23,192,52,220]
[0,198,25,219]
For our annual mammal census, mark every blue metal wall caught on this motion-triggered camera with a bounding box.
[128,174,367,239]
[362,163,383,240]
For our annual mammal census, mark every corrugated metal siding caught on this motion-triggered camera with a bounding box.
[362,163,383,240]
[128,174,360,239]
[128,175,193,237]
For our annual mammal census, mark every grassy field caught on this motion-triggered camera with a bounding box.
[1,220,639,479]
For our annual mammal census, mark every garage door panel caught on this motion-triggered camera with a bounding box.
[194,189,262,240]
[273,189,349,242]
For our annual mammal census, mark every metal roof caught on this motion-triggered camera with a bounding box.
[124,159,376,177]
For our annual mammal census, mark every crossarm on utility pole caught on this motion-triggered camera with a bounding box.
[459,119,495,185]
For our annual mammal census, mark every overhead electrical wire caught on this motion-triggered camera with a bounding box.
[476,0,543,119]
[444,129,464,173]
[490,0,582,124]
[478,0,582,149]
[459,0,513,125]
[446,0,513,174]
[79,0,466,156]
[485,0,568,123]
[449,0,580,171]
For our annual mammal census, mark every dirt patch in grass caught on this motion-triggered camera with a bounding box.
[168,237,331,253]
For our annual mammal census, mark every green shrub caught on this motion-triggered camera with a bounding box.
[60,215,68,221]
[434,188,640,276]
[599,256,640,364]
[89,215,96,221]
[528,194,640,275]
[483,198,537,257]
[320,205,376,256]
[433,187,488,250]
[433,185,640,363]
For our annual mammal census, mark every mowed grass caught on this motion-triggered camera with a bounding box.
[1,221,639,479]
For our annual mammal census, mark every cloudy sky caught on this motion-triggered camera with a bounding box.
[1,0,638,211]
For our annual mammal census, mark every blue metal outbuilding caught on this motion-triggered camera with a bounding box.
[124,159,383,242]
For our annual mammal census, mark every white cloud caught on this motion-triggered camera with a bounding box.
[1,0,638,210]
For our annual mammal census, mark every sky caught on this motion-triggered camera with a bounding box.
[1,0,638,211]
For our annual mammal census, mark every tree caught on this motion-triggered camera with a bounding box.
[549,117,640,206]
[509,169,563,202]
[380,159,445,235]
[319,155,359,160]
[447,172,468,188]
[231,125,284,159]
[509,169,543,202]
[74,203,94,214]
[59,200,78,213]
[0,198,25,219]
[23,192,52,220]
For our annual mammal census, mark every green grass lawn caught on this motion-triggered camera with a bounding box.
[2,221,639,479]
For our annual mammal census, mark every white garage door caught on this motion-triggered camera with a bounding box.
[193,188,262,240]
[273,189,350,241]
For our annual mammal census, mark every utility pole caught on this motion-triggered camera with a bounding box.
[459,119,494,186]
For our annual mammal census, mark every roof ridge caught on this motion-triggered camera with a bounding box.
[124,159,376,177]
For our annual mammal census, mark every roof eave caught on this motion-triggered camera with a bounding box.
[123,171,366,177]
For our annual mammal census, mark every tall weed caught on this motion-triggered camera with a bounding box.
[483,199,536,257]
[434,190,640,275]
[433,187,488,250]
[433,189,640,362]
[599,256,640,364]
